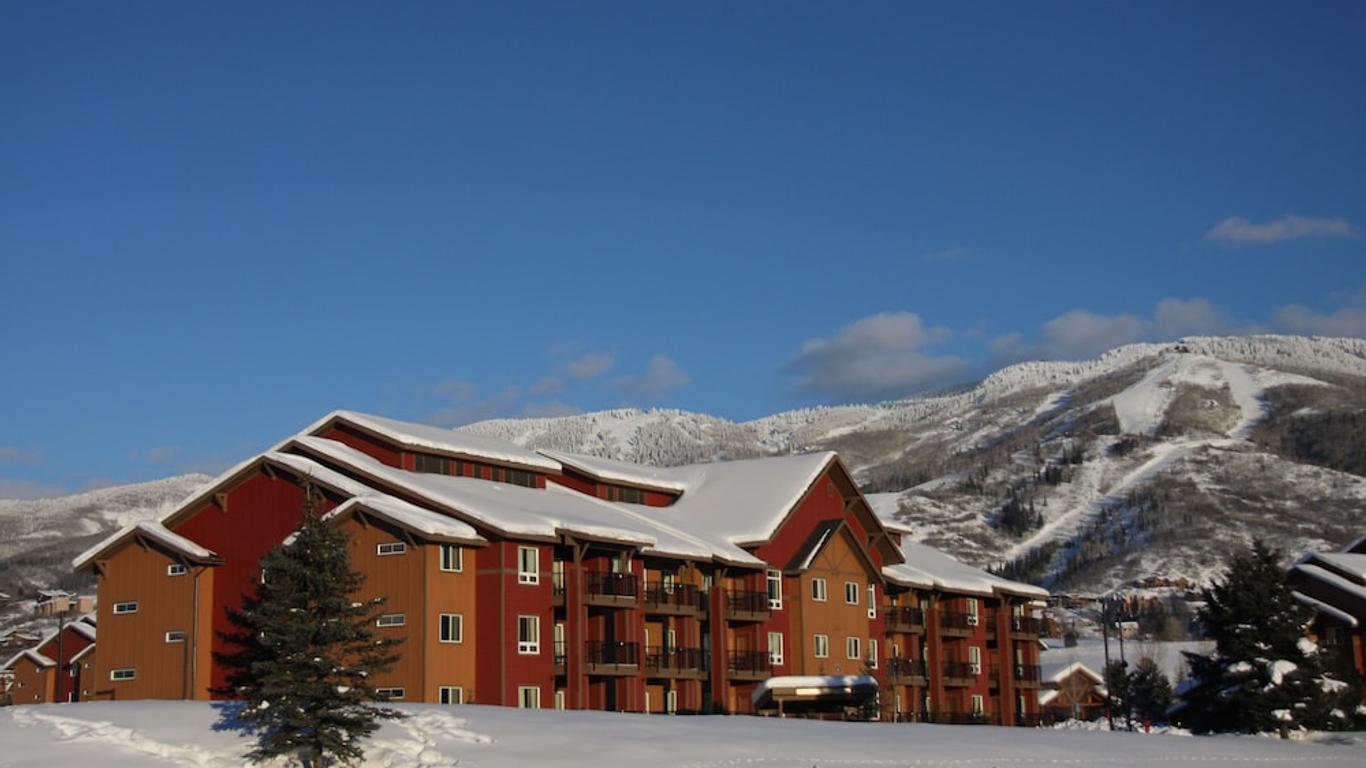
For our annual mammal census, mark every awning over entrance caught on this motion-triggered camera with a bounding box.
[751,675,879,716]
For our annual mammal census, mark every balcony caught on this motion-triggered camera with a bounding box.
[1014,663,1042,688]
[939,611,976,637]
[726,650,772,681]
[924,711,997,725]
[941,660,978,686]
[584,640,639,675]
[584,571,638,608]
[724,589,771,622]
[642,582,703,616]
[643,645,706,678]
[1010,616,1043,637]
[884,656,928,684]
[883,606,925,634]
[553,640,567,674]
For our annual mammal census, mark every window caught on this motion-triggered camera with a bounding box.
[811,578,827,602]
[110,668,135,681]
[376,613,406,628]
[766,569,783,609]
[439,613,463,644]
[167,563,187,577]
[607,485,644,503]
[165,630,186,644]
[968,646,982,675]
[846,636,861,660]
[518,685,541,709]
[665,627,676,651]
[440,544,463,572]
[867,584,877,619]
[415,454,449,474]
[966,597,979,626]
[518,546,540,584]
[377,542,407,556]
[518,615,540,654]
[767,632,784,666]
[666,689,678,714]
[376,688,405,700]
[971,694,984,715]
[503,468,537,487]
[554,690,566,710]
[868,638,878,669]
[439,686,463,704]
[113,601,138,615]
[845,581,860,605]
[813,634,829,658]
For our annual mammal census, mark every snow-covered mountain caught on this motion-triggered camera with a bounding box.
[465,335,1366,592]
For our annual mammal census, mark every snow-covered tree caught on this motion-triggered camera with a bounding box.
[1178,540,1361,734]
[217,485,403,766]
[1127,658,1172,725]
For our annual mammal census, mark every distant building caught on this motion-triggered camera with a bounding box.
[1038,661,1106,722]
[1287,542,1366,700]
[33,590,96,617]
[0,618,97,704]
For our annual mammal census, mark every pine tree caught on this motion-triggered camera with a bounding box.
[217,485,403,767]
[1177,540,1360,734]
[1127,658,1172,725]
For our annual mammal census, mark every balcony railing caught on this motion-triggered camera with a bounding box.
[585,571,638,600]
[884,605,925,633]
[1014,712,1044,727]
[642,582,702,614]
[1014,663,1041,683]
[942,660,978,680]
[643,645,705,675]
[924,711,997,725]
[553,640,567,669]
[584,640,639,673]
[1010,616,1042,635]
[940,611,976,632]
[727,650,771,678]
[884,656,928,681]
[724,589,771,621]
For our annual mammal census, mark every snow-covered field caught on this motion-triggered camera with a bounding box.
[0,701,1361,767]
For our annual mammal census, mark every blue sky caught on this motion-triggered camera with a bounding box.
[2,2,1363,497]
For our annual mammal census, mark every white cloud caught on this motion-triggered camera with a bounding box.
[0,446,42,466]
[522,402,584,418]
[1272,305,1366,338]
[428,385,521,427]
[1036,310,1148,360]
[786,312,968,400]
[565,352,614,380]
[617,355,690,399]
[1203,214,1355,246]
[1151,297,1244,338]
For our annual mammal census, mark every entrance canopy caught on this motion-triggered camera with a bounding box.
[751,675,879,715]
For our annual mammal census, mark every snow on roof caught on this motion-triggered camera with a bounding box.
[302,410,561,472]
[1040,659,1105,686]
[620,451,838,546]
[68,621,96,642]
[1292,590,1359,628]
[892,540,1048,598]
[288,437,761,565]
[1291,562,1366,605]
[324,496,485,544]
[1038,637,1212,684]
[1302,552,1366,584]
[36,589,74,599]
[864,491,916,535]
[536,449,687,493]
[1345,534,1366,554]
[752,675,879,703]
[73,521,219,572]
[70,644,96,663]
[2,649,56,671]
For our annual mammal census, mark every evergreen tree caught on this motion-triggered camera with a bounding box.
[217,485,403,767]
[1178,540,1360,734]
[1103,660,1132,728]
[1127,658,1172,725]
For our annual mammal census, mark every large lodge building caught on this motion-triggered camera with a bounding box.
[30,411,1051,722]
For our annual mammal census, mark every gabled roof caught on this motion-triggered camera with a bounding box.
[784,519,884,583]
[69,644,96,664]
[1292,590,1359,628]
[537,449,687,493]
[883,540,1047,599]
[73,521,220,572]
[301,410,562,473]
[323,496,485,546]
[1345,534,1366,554]
[2,649,55,671]
[616,451,840,546]
[285,436,762,565]
[1300,552,1366,584]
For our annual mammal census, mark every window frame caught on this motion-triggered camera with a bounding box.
[165,630,187,644]
[439,613,463,644]
[517,615,541,655]
[375,687,405,700]
[440,544,463,573]
[376,613,406,628]
[813,633,829,659]
[811,578,827,602]
[518,546,540,585]
[113,601,138,615]
[867,584,877,619]
[439,686,464,705]
[167,563,187,577]
[868,638,878,669]
[766,569,783,610]
[844,581,860,605]
[110,668,136,681]
[377,541,407,557]
[966,597,979,625]
[518,685,541,709]
[767,631,784,666]
[846,636,861,661]
[969,645,982,674]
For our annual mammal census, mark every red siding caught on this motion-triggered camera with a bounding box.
[317,423,403,467]
[171,470,336,695]
[36,626,94,702]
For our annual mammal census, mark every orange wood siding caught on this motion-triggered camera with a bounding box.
[423,538,477,703]
[92,539,205,700]
[344,515,426,701]
[796,527,877,676]
[10,657,53,704]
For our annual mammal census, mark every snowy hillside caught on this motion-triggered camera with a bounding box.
[1,700,1360,767]
[0,475,208,631]
[465,335,1366,592]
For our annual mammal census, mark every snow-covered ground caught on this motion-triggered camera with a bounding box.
[1041,637,1215,683]
[1,701,1361,767]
